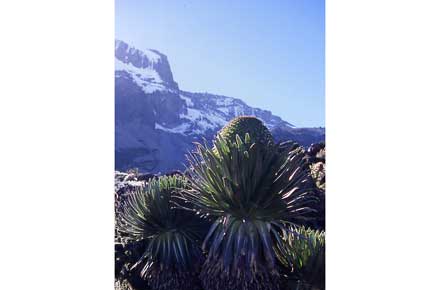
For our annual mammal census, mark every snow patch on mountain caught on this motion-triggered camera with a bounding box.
[115,39,161,65]
[183,107,228,133]
[115,58,167,94]
[115,40,178,93]
[155,122,191,134]
[179,94,194,106]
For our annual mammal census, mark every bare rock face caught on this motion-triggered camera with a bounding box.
[115,40,325,173]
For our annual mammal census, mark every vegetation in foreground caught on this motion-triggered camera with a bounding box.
[115,116,326,290]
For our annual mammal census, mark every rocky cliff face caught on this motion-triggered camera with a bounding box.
[115,40,178,90]
[115,40,324,173]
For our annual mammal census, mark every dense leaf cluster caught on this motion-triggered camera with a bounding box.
[115,117,325,290]
[116,176,205,290]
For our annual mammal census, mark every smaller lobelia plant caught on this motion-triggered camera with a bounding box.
[278,226,325,290]
[179,116,320,290]
[115,175,206,290]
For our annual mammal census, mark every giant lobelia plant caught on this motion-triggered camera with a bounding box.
[115,175,206,290]
[179,118,320,290]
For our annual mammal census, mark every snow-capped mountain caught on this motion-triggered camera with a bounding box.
[115,40,324,173]
[115,39,178,92]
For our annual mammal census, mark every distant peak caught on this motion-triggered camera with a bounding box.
[115,40,178,90]
[115,39,162,65]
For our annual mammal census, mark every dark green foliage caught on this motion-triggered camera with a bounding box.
[279,226,325,290]
[216,116,274,146]
[180,133,319,290]
[116,175,206,290]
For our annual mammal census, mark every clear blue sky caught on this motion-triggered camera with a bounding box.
[115,0,324,127]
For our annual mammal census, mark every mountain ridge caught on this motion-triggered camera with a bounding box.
[115,40,324,173]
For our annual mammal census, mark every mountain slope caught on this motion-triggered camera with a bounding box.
[115,40,324,173]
